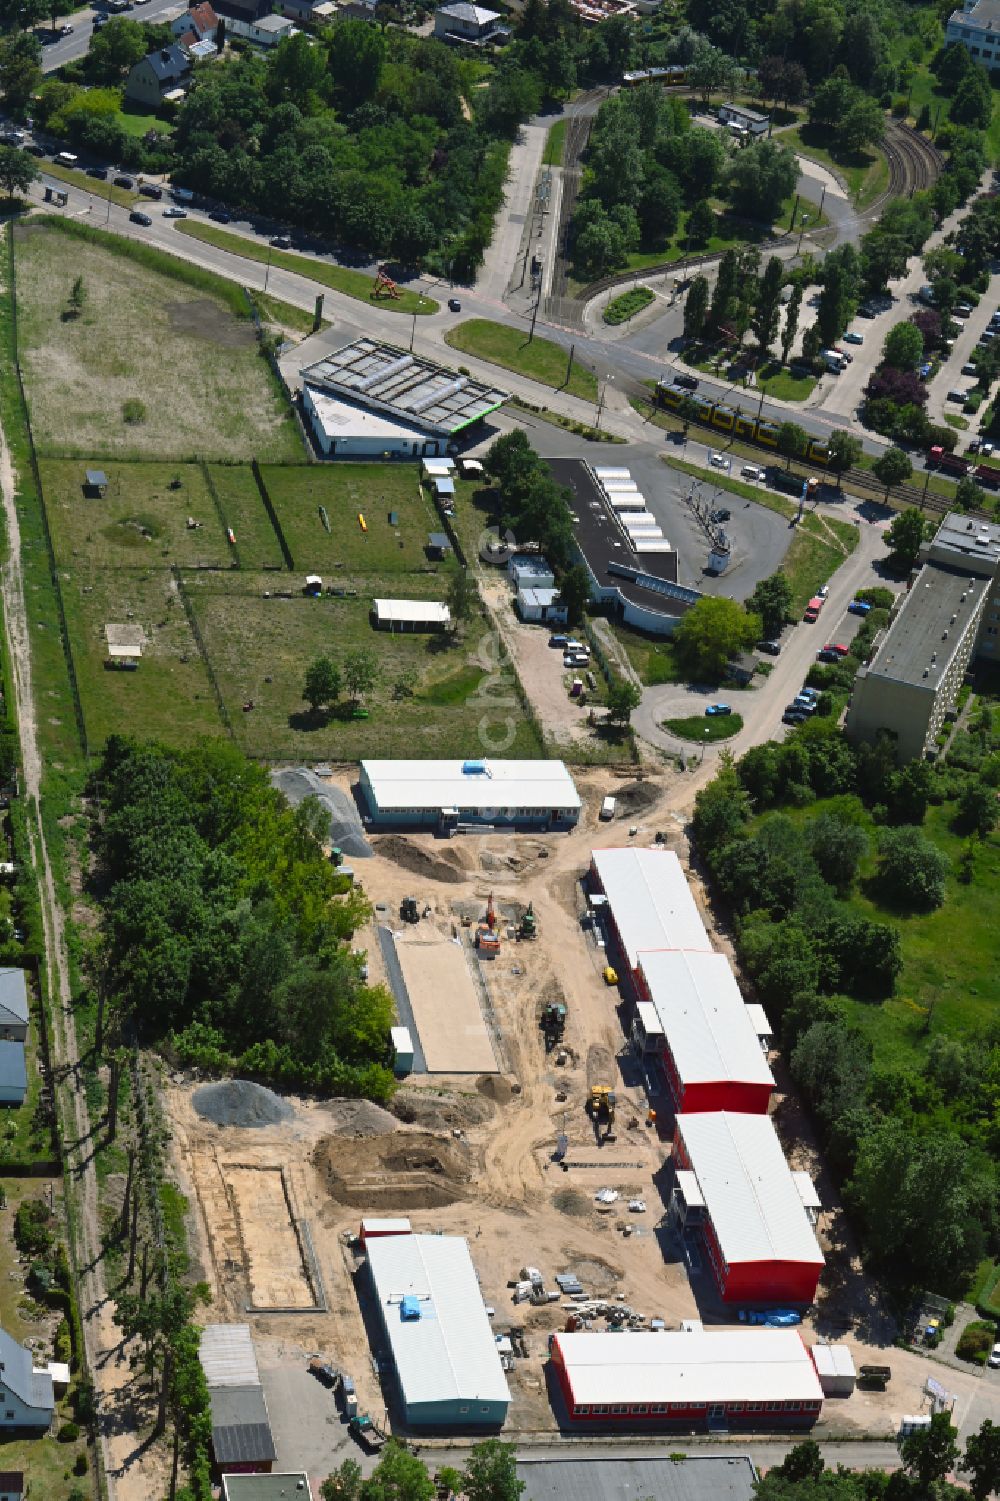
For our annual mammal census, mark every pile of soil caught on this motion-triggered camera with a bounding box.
[552,1188,591,1218]
[374,836,467,885]
[193,1080,293,1128]
[312,1128,478,1210]
[477,1074,513,1105]
[320,1098,398,1137]
[391,1090,495,1129]
[615,780,662,815]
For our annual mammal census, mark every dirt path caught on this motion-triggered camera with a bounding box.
[0,299,160,1498]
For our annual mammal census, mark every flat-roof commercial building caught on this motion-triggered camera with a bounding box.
[366,1233,510,1429]
[548,1328,823,1430]
[589,848,711,975]
[516,1455,758,1501]
[671,1113,824,1306]
[847,512,1000,762]
[632,950,774,1114]
[0,969,28,1042]
[301,339,508,460]
[718,102,769,135]
[222,1478,313,1501]
[549,460,700,638]
[199,1325,275,1480]
[359,759,581,833]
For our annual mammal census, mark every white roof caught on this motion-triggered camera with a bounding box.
[390,1027,413,1053]
[366,1234,510,1408]
[637,951,774,1091]
[636,999,663,1038]
[609,493,647,510]
[554,1329,823,1406]
[518,587,561,608]
[746,1002,772,1037]
[373,599,451,626]
[361,1217,412,1235]
[423,459,455,476]
[675,1168,704,1209]
[437,0,500,20]
[633,538,673,553]
[812,1344,855,1379]
[792,1171,821,1212]
[363,759,581,813]
[622,513,660,530]
[675,1113,825,1269]
[591,848,710,968]
[304,384,434,445]
[594,468,632,479]
[602,481,640,493]
[199,1325,260,1389]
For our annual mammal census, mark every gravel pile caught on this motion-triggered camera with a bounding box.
[271,768,372,859]
[193,1080,293,1128]
[321,1098,398,1137]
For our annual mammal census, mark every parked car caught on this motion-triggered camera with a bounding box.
[844,331,864,345]
[798,687,820,703]
[757,639,781,655]
[113,174,134,189]
[25,142,45,156]
[988,1343,1000,1368]
[59,22,73,32]
[947,390,969,403]
[741,464,765,481]
[209,209,231,222]
[817,585,830,598]
[824,642,849,656]
[782,709,808,725]
[963,363,979,376]
[563,653,589,667]
[269,234,291,248]
[86,166,108,179]
[955,302,973,317]
[709,451,730,471]
[968,440,981,453]
[603,965,618,986]
[448,297,461,312]
[139,183,162,199]
[792,695,817,714]
[848,599,872,615]
[129,209,152,226]
[983,442,995,456]
[163,206,187,217]
[817,648,840,663]
[549,634,569,649]
[705,703,732,716]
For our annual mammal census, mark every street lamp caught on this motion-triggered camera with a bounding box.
[701,726,710,764]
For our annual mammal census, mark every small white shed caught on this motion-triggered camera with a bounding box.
[391,1026,414,1075]
[812,1343,856,1396]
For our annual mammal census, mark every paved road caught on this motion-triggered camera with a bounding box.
[39,0,186,73]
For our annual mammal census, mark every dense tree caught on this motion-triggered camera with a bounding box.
[883,321,923,371]
[956,476,988,514]
[344,648,379,703]
[683,274,710,340]
[902,1412,961,1489]
[322,1460,363,1501]
[446,567,477,628]
[85,16,150,83]
[0,31,41,115]
[936,41,973,93]
[555,564,591,627]
[673,596,761,680]
[777,421,808,467]
[876,826,948,911]
[807,814,868,892]
[685,199,714,249]
[327,19,385,110]
[0,144,35,201]
[826,431,862,486]
[606,677,641,726]
[303,656,342,713]
[463,1440,524,1501]
[956,779,998,837]
[885,506,929,567]
[709,248,740,333]
[692,756,752,849]
[726,139,797,222]
[961,1419,1000,1501]
[872,446,913,497]
[753,255,784,354]
[746,572,792,639]
[361,1442,436,1501]
[780,281,802,365]
[951,65,993,129]
[816,244,860,346]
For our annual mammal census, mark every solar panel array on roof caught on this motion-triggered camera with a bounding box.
[301,338,508,436]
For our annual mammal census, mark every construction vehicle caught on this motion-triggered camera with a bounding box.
[587,1085,617,1144]
[400,896,419,924]
[476,892,500,956]
[540,1001,566,1051]
[518,903,537,940]
[349,1413,388,1453]
[371,267,400,301]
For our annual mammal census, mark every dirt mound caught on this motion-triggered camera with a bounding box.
[477,1074,513,1104]
[374,836,467,885]
[320,1098,398,1137]
[312,1128,477,1210]
[614,780,662,815]
[193,1080,293,1128]
[565,1254,623,1290]
[391,1090,495,1129]
[552,1188,590,1218]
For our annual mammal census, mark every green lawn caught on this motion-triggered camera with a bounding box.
[174,221,438,315]
[259,464,440,573]
[444,319,597,401]
[611,623,684,686]
[755,364,818,402]
[944,413,970,430]
[603,286,655,325]
[118,108,174,138]
[781,123,889,208]
[664,711,744,741]
[543,118,568,166]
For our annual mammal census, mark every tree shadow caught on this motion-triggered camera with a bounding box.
[287,702,357,732]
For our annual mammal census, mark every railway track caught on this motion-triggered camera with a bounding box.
[874,121,944,215]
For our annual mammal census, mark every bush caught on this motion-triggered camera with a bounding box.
[73,1453,88,1476]
[58,1420,80,1442]
[122,397,146,425]
[956,1320,996,1363]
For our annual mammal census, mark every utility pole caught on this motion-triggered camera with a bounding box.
[564,342,575,389]
[264,242,273,296]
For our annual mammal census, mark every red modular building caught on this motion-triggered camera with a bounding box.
[358,1217,412,1246]
[672,1113,824,1306]
[632,949,774,1114]
[549,1328,824,1430]
[589,848,711,980]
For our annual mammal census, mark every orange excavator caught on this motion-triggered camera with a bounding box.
[476,892,500,956]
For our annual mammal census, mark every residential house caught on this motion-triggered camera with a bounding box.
[0,1327,54,1430]
[516,587,568,625]
[0,1474,22,1501]
[279,0,336,20]
[0,1043,26,1107]
[216,0,297,41]
[124,45,192,107]
[946,0,1000,63]
[0,970,28,1043]
[433,1,507,43]
[172,0,220,46]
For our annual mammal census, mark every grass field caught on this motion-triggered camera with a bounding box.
[184,571,543,761]
[444,319,598,401]
[664,711,744,741]
[40,159,139,206]
[14,223,302,463]
[612,623,684,686]
[118,107,174,138]
[755,364,818,402]
[260,464,440,573]
[543,118,568,166]
[781,123,889,208]
[174,221,438,315]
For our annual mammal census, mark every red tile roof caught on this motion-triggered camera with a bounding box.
[188,0,218,34]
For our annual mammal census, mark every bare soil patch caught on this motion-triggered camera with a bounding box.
[312,1128,479,1210]
[390,1088,495,1129]
[477,1073,513,1104]
[373,835,468,884]
[615,779,663,815]
[166,298,255,348]
[318,1098,399,1137]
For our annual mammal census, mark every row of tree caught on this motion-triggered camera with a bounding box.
[756,1426,1000,1501]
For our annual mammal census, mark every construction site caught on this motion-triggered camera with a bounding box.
[162,765,989,1475]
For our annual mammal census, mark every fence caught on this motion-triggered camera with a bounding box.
[5,229,89,763]
[171,565,233,734]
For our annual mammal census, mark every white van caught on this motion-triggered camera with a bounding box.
[741,463,765,481]
[55,152,78,167]
[821,349,846,373]
[600,796,617,821]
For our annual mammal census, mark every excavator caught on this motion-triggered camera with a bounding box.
[539,1001,566,1052]
[587,1085,616,1145]
[475,892,500,956]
